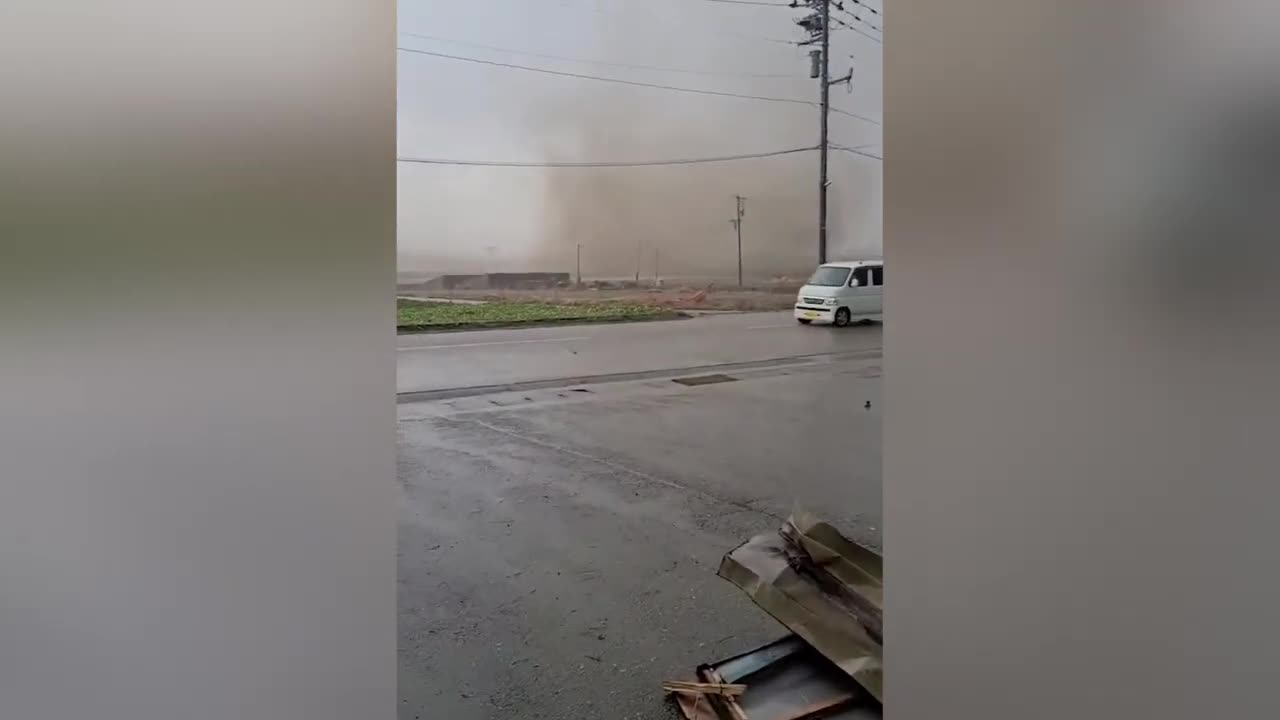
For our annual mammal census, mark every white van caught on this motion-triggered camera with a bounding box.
[793,260,884,326]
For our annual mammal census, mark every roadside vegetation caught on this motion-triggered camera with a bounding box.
[396,298,677,332]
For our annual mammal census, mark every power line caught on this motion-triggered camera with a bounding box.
[832,147,882,160]
[397,146,819,168]
[842,0,881,16]
[834,4,883,33]
[397,47,811,105]
[399,32,800,79]
[399,46,884,127]
[831,17,883,44]
[832,13,883,41]
[829,105,882,126]
[831,143,882,160]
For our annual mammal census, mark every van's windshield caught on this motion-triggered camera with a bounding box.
[806,266,852,287]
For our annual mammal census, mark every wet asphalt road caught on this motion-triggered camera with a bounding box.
[398,314,883,720]
[396,311,882,394]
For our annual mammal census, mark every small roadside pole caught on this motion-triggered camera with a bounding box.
[730,195,746,287]
[576,243,582,288]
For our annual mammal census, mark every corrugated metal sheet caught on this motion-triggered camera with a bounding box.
[717,512,883,703]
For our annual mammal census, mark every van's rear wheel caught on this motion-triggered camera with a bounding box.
[833,308,851,327]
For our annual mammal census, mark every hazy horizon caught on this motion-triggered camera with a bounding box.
[397,0,883,277]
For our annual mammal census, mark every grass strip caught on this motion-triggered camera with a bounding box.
[397,298,676,332]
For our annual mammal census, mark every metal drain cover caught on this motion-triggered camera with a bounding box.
[672,374,738,387]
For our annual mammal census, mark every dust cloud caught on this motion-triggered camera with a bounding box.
[529,95,828,280]
[529,97,879,279]
[398,3,883,280]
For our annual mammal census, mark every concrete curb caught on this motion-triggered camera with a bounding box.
[396,348,882,403]
[396,311,688,335]
[396,296,488,305]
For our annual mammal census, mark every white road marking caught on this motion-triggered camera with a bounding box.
[398,336,590,351]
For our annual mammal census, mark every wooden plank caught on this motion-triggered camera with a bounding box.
[702,669,751,720]
[662,680,747,698]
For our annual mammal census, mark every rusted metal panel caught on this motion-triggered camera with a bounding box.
[717,512,883,703]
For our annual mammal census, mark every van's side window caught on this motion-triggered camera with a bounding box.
[871,267,884,287]
[851,267,871,287]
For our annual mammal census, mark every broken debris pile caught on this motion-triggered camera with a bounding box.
[666,512,883,720]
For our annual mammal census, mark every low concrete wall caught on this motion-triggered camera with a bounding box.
[418,272,571,291]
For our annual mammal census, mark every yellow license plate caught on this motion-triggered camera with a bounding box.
[804,312,819,318]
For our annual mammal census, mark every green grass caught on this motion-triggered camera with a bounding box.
[397,299,673,331]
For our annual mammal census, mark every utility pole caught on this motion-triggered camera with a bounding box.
[634,241,641,286]
[818,0,830,265]
[730,195,746,287]
[798,1,853,265]
[576,243,582,288]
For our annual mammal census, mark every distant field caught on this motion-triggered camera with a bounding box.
[396,298,675,332]
[397,285,802,312]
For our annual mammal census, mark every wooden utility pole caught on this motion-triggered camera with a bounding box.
[730,195,746,287]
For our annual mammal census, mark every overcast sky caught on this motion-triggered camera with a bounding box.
[397,0,883,278]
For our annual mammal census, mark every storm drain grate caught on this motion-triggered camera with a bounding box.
[672,374,738,387]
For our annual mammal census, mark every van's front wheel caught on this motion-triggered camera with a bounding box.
[833,308,851,327]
